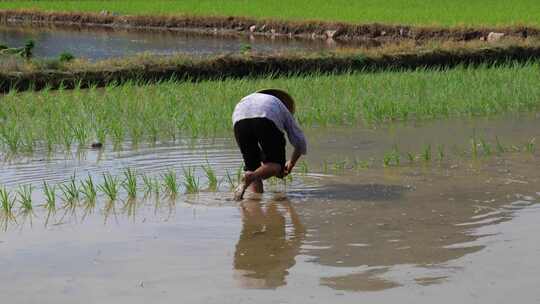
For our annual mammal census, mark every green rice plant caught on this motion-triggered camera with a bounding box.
[333,159,347,172]
[122,168,138,199]
[162,169,179,195]
[224,169,237,190]
[422,144,432,162]
[2,0,540,27]
[298,161,309,175]
[43,181,56,211]
[437,144,445,162]
[98,173,120,201]
[17,184,33,213]
[406,152,416,163]
[383,146,400,167]
[0,186,15,216]
[142,174,160,194]
[479,139,492,156]
[80,174,97,203]
[495,136,506,154]
[201,164,218,191]
[525,137,536,153]
[60,175,80,205]
[183,167,200,194]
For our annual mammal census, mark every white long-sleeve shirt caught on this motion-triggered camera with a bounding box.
[232,93,307,155]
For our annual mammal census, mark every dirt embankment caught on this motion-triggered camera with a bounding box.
[2,45,540,93]
[0,9,538,42]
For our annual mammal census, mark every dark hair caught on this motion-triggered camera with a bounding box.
[257,89,296,114]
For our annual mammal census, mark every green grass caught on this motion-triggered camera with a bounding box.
[2,63,540,154]
[1,0,539,26]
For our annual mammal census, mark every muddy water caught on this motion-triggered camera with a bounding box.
[0,23,354,60]
[1,115,540,303]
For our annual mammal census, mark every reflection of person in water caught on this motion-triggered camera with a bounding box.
[234,198,305,289]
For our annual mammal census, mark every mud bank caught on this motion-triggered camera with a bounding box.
[0,10,538,42]
[2,45,540,93]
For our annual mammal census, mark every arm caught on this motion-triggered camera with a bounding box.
[282,111,307,176]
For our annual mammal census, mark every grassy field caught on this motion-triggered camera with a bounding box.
[1,62,539,155]
[0,0,539,27]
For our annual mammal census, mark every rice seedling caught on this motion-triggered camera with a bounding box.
[322,160,329,174]
[437,144,445,162]
[142,174,160,194]
[422,144,432,162]
[480,139,492,156]
[122,168,138,199]
[495,136,506,154]
[98,173,120,201]
[0,186,15,217]
[60,175,80,205]
[17,184,33,213]
[383,146,400,167]
[333,159,347,172]
[80,174,97,203]
[162,169,179,196]
[406,152,416,163]
[525,138,536,153]
[201,164,218,191]
[298,161,309,175]
[224,169,237,190]
[43,181,56,211]
[183,167,200,194]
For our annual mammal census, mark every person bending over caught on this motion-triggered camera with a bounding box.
[232,89,307,200]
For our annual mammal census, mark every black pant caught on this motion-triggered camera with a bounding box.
[234,118,286,172]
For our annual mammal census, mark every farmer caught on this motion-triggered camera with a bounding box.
[233,89,307,200]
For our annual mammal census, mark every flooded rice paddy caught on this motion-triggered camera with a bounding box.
[2,114,540,303]
[0,23,364,60]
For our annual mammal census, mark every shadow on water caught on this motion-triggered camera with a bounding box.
[289,182,408,201]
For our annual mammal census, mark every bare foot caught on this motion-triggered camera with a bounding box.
[234,172,256,201]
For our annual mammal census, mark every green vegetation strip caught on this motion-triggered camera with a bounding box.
[2,45,540,93]
[1,0,539,26]
[1,63,539,154]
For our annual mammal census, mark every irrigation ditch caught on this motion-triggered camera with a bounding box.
[2,45,540,93]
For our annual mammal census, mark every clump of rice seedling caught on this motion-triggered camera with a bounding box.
[525,138,536,154]
[99,173,120,201]
[437,144,445,162]
[183,167,200,194]
[80,174,97,204]
[162,169,179,196]
[495,136,506,154]
[383,146,400,167]
[422,144,432,162]
[333,159,347,172]
[353,157,371,170]
[406,152,416,163]
[480,138,492,156]
[122,168,138,199]
[43,181,56,211]
[0,186,15,217]
[142,173,160,195]
[60,175,80,206]
[202,164,218,192]
[17,184,33,213]
[298,161,309,175]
